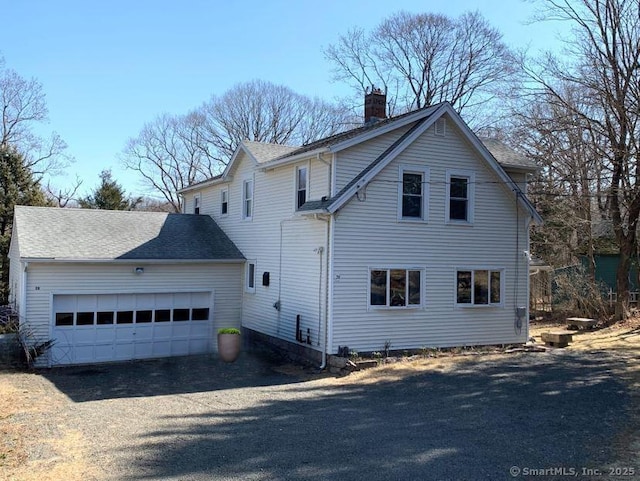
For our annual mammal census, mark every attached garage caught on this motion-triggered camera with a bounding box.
[9,206,245,367]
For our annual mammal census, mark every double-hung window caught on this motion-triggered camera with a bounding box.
[243,179,253,220]
[193,195,201,215]
[221,188,228,216]
[456,269,502,306]
[398,165,429,221]
[446,170,474,223]
[296,166,308,210]
[370,268,422,308]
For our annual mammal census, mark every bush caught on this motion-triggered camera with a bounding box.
[553,266,610,319]
[217,327,241,335]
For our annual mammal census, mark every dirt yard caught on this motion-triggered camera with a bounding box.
[1,318,640,481]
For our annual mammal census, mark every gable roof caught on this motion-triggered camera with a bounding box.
[296,102,542,224]
[13,206,244,262]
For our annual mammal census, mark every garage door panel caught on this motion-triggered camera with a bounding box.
[51,291,214,365]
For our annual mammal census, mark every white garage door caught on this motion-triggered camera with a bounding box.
[50,292,213,365]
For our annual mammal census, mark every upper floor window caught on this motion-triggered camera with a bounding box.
[398,165,429,221]
[370,268,422,308]
[446,170,474,224]
[194,195,201,215]
[456,269,502,306]
[243,179,253,220]
[296,166,308,209]
[221,188,228,216]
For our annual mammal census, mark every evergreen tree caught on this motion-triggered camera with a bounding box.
[79,170,141,211]
[0,145,49,302]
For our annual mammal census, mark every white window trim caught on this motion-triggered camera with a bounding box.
[242,177,254,221]
[454,267,504,308]
[245,260,257,294]
[397,164,429,222]
[367,266,425,310]
[294,162,310,211]
[220,188,229,216]
[193,194,201,214]
[445,169,475,225]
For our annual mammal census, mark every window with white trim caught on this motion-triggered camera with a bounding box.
[243,179,253,220]
[193,195,201,214]
[446,170,474,223]
[370,268,422,308]
[245,261,256,293]
[296,166,308,209]
[221,188,228,216]
[398,165,429,221]
[456,269,502,306]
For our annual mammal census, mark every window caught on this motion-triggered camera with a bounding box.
[96,311,114,325]
[194,195,201,214]
[243,179,253,219]
[446,170,474,223]
[221,188,228,215]
[55,312,74,326]
[173,308,190,321]
[76,312,95,326]
[398,166,429,221]
[116,311,134,324]
[136,310,153,323]
[296,166,308,209]
[246,261,256,293]
[155,309,171,322]
[456,270,502,306]
[369,268,422,308]
[192,308,210,321]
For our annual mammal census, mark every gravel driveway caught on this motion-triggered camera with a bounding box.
[12,348,640,481]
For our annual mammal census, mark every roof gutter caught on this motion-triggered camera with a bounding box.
[19,257,246,264]
[261,147,331,171]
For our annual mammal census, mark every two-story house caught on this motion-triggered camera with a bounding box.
[179,95,541,365]
[9,93,541,367]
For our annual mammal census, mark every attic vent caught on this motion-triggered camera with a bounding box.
[434,118,447,137]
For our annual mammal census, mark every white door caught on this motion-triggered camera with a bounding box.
[50,292,213,365]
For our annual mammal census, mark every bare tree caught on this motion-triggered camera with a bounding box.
[325,11,516,124]
[121,112,215,212]
[196,80,353,162]
[0,57,69,176]
[123,80,353,211]
[528,0,640,319]
[45,176,83,208]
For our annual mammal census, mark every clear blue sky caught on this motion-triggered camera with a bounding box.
[1,0,565,198]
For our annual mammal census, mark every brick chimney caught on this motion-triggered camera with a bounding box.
[364,86,387,124]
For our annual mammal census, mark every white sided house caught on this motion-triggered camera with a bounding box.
[179,97,542,365]
[9,208,244,366]
[9,96,542,367]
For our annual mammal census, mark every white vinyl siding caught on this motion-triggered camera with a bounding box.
[182,150,328,350]
[330,118,530,353]
[21,262,242,367]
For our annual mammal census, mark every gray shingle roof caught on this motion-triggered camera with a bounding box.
[14,206,245,261]
[243,140,298,163]
[480,138,539,171]
[274,103,446,161]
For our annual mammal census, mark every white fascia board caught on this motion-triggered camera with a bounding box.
[260,147,330,171]
[20,258,245,264]
[327,104,448,214]
[328,104,442,153]
[179,176,227,194]
[444,105,543,225]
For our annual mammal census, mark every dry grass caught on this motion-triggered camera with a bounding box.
[0,372,99,481]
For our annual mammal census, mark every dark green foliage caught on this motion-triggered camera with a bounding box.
[79,170,142,211]
[0,145,50,302]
